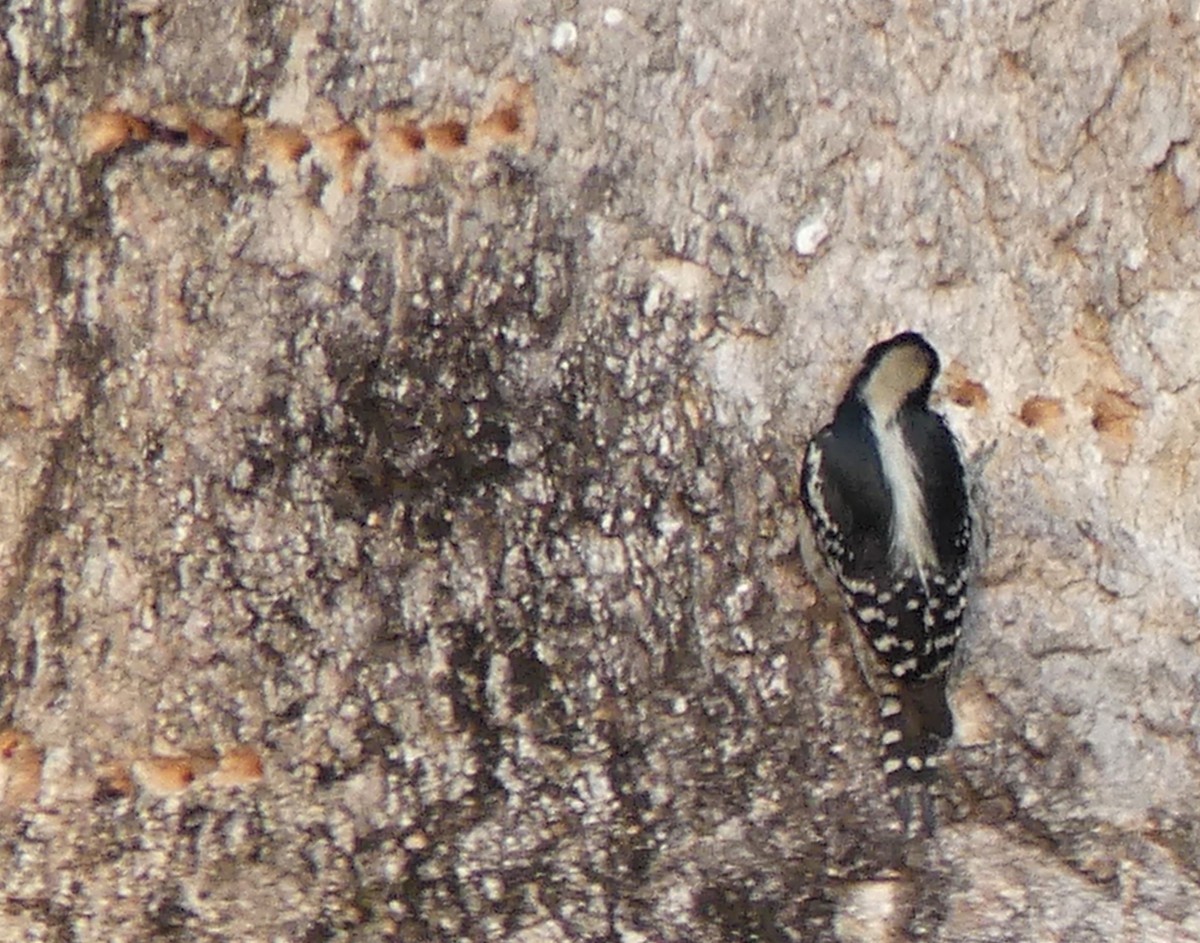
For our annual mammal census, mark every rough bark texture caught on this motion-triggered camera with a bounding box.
[2,0,1199,940]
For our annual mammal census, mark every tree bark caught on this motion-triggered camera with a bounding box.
[0,1,1197,940]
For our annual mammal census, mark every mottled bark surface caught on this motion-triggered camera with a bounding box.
[2,0,1200,940]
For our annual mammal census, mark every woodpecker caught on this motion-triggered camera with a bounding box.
[799,331,971,808]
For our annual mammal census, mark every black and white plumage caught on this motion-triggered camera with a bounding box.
[800,331,971,800]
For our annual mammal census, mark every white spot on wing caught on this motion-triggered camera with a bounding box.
[891,657,918,677]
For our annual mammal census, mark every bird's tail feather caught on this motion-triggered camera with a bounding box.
[879,678,952,834]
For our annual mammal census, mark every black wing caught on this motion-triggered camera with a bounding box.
[802,405,969,683]
[800,403,894,587]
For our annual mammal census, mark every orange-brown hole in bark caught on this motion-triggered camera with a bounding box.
[424,120,469,152]
[481,104,521,136]
[1091,390,1138,442]
[262,124,312,163]
[948,377,988,409]
[80,110,152,156]
[1018,396,1064,429]
[395,122,426,151]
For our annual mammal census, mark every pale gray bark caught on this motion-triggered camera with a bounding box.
[1,0,1199,940]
